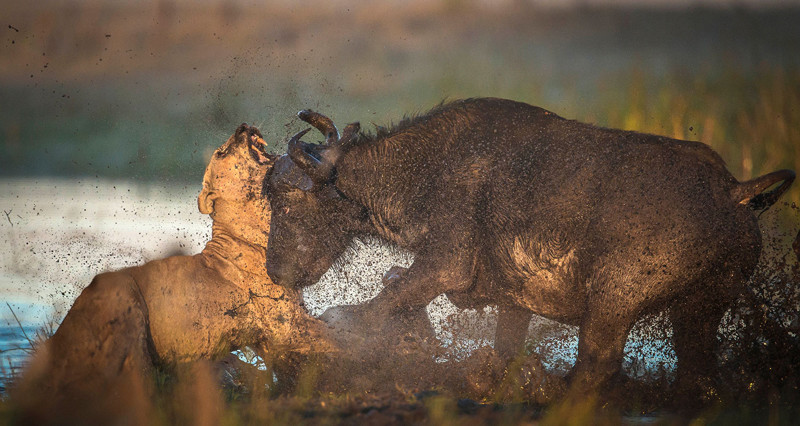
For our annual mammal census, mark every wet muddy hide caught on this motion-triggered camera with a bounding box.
[262,98,798,408]
[276,202,800,426]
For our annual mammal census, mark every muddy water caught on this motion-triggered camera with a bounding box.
[0,178,209,389]
[2,179,798,403]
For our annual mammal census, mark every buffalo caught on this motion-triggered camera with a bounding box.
[261,98,794,400]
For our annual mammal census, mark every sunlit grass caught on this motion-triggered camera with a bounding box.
[590,67,800,206]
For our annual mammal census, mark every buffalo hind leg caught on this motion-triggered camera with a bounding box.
[570,304,636,401]
[670,292,730,407]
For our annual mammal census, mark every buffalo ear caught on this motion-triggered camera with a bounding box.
[198,187,218,214]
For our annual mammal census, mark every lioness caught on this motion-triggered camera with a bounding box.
[13,124,333,424]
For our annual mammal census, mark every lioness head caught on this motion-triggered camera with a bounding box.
[198,123,276,247]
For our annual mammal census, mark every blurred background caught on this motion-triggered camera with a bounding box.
[2,0,800,389]
[3,0,800,183]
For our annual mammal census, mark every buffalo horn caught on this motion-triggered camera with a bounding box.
[287,128,335,184]
[298,110,339,146]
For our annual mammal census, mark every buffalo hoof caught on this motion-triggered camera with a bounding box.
[381,266,408,288]
[319,304,371,347]
[320,304,363,331]
[320,303,436,349]
[671,374,721,412]
[460,346,506,399]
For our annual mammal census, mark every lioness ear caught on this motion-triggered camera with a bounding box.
[198,188,218,214]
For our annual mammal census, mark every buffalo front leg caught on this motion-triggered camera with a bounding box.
[380,266,436,342]
[477,304,534,401]
[320,265,436,343]
[362,235,478,337]
[495,304,534,360]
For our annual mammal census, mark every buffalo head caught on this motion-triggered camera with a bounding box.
[262,111,366,289]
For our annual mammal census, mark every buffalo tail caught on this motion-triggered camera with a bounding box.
[731,169,796,211]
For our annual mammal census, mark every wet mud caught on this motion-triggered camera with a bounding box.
[191,204,800,425]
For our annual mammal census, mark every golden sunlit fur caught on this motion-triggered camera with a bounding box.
[11,125,334,424]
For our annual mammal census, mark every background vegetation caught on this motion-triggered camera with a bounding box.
[2,1,799,203]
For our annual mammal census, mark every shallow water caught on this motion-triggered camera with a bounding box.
[1,178,795,395]
[0,326,37,368]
